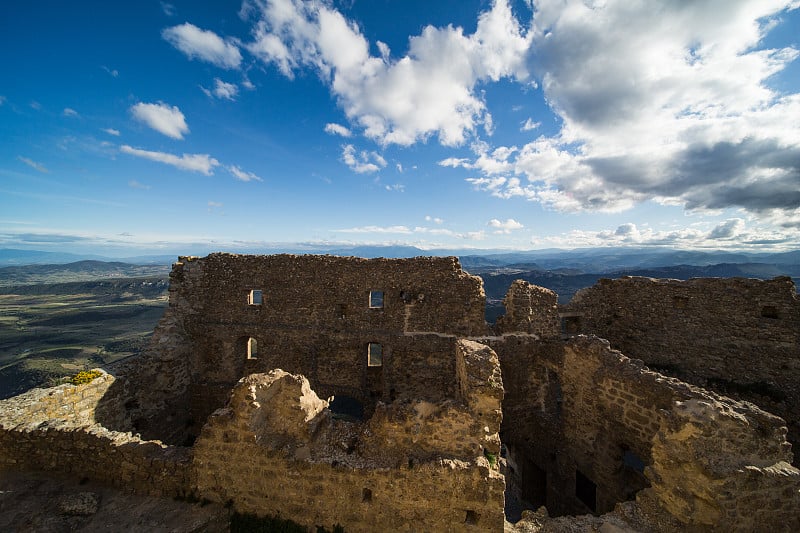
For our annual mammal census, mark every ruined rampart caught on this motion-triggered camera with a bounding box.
[125,253,487,443]
[491,333,800,531]
[564,276,800,451]
[1,256,799,532]
[0,372,190,498]
[193,339,505,532]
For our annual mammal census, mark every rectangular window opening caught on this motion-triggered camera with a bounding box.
[575,470,597,512]
[248,289,262,306]
[622,449,645,474]
[761,305,779,319]
[368,343,383,367]
[369,290,384,309]
[464,510,479,525]
[247,337,258,359]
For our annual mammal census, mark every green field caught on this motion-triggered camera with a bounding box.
[0,278,169,399]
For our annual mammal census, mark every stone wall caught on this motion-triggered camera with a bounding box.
[492,335,800,530]
[0,372,190,498]
[126,254,488,442]
[564,276,800,451]
[192,339,505,533]
[495,280,560,339]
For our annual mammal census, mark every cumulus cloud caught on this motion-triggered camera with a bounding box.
[488,218,524,234]
[130,102,189,139]
[63,108,79,117]
[243,0,531,146]
[202,78,239,100]
[385,183,405,192]
[120,145,219,175]
[341,144,387,173]
[162,22,242,69]
[529,216,800,251]
[453,1,800,224]
[18,156,49,173]
[425,215,444,224]
[101,65,119,77]
[324,123,352,137]
[520,118,539,131]
[228,165,263,182]
[102,128,120,136]
[708,218,745,240]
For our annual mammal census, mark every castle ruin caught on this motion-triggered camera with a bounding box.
[1,254,798,531]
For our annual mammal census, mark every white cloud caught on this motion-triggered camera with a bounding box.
[128,180,151,190]
[341,144,387,173]
[130,102,189,140]
[528,216,800,251]
[336,225,413,234]
[520,118,539,131]
[244,0,531,146]
[161,2,175,16]
[708,218,745,240]
[439,157,471,168]
[18,156,49,173]
[120,145,219,175]
[488,218,524,234]
[425,215,444,224]
[63,108,79,117]
[102,128,120,136]
[162,22,242,69]
[202,78,239,100]
[30,101,41,110]
[228,165,263,182]
[455,0,800,226]
[214,78,238,100]
[324,123,352,137]
[385,183,405,192]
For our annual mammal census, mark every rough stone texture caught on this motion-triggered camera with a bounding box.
[492,334,800,531]
[1,255,798,532]
[0,371,191,498]
[496,281,560,339]
[564,276,800,454]
[57,492,100,516]
[124,253,487,443]
[0,470,229,532]
[193,348,506,533]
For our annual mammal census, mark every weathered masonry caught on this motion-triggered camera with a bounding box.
[563,276,800,457]
[1,255,799,532]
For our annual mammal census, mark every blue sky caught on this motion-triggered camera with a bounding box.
[1,0,799,256]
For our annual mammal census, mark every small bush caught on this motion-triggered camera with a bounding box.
[483,449,497,468]
[71,369,102,385]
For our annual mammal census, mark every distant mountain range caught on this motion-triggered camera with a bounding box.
[1,247,797,323]
[3,246,799,271]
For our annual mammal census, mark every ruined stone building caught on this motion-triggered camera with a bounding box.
[562,276,800,455]
[1,254,798,532]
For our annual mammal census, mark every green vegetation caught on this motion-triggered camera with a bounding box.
[483,449,497,468]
